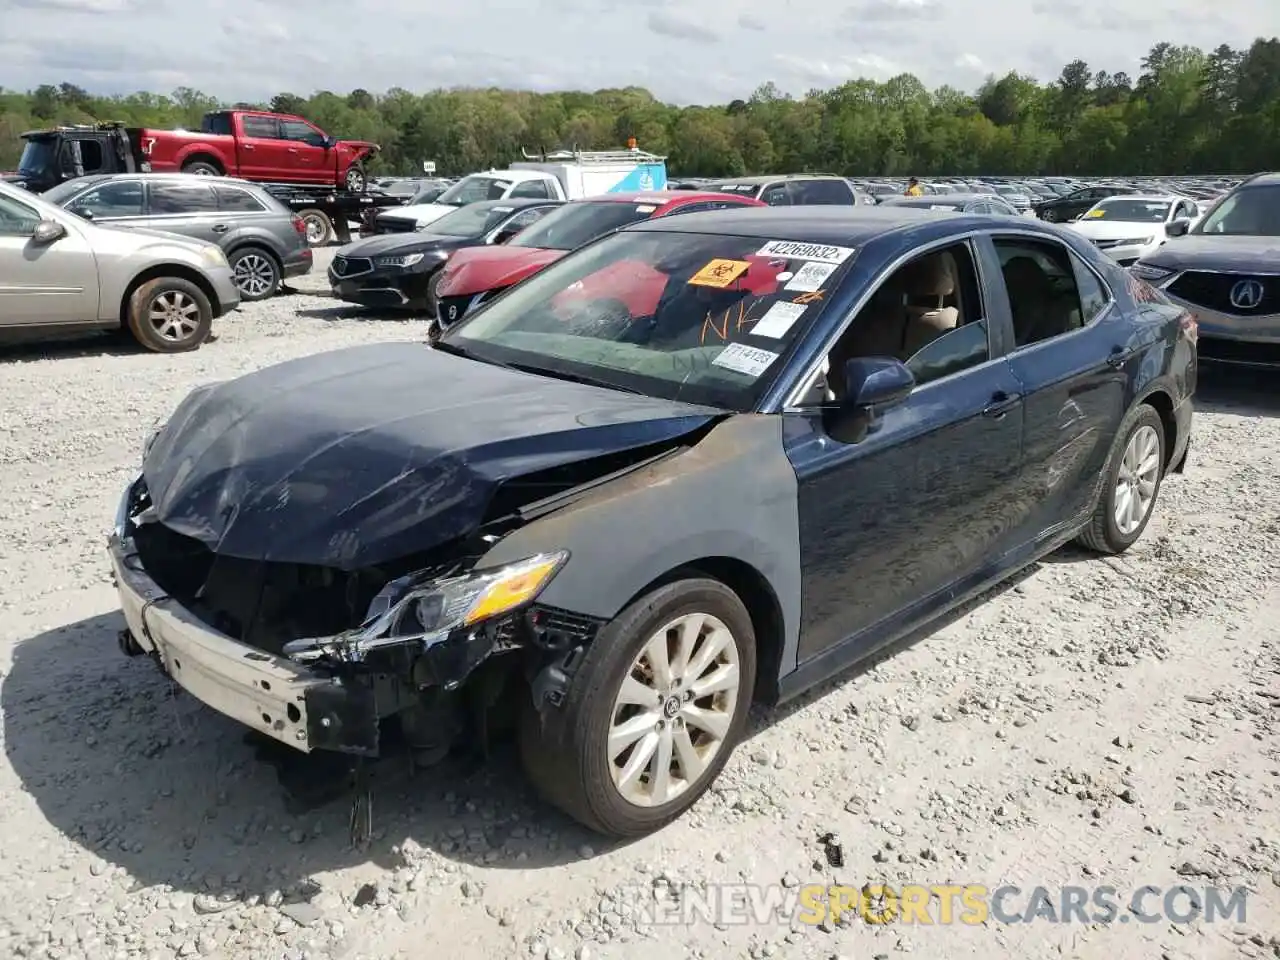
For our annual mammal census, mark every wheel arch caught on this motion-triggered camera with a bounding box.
[613,556,786,705]
[225,240,282,270]
[1134,385,1179,468]
[120,264,220,325]
[178,150,225,174]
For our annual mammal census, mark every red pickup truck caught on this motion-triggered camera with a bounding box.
[138,110,379,192]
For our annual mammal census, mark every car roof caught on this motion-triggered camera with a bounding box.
[582,190,758,206]
[1240,173,1280,187]
[466,197,566,211]
[705,174,847,187]
[624,205,973,244]
[1093,194,1180,203]
[882,192,1000,205]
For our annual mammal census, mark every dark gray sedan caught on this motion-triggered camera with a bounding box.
[880,192,1022,215]
[41,173,313,301]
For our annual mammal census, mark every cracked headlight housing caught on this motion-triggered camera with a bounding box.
[283,551,569,663]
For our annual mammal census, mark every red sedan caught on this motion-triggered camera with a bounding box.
[430,190,765,330]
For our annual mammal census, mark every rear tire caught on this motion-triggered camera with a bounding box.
[126,278,213,353]
[1076,404,1166,554]
[520,578,756,837]
[181,160,221,176]
[228,247,281,301]
[297,208,334,246]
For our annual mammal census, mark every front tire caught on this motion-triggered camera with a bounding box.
[1076,404,1166,554]
[228,247,281,301]
[344,163,367,193]
[520,578,756,837]
[126,278,213,353]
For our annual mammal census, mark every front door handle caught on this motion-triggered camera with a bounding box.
[288,147,298,154]
[982,391,1022,419]
[211,223,230,233]
[1107,347,1135,368]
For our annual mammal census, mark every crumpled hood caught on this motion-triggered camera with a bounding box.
[438,245,566,297]
[1142,235,1280,271]
[142,343,717,569]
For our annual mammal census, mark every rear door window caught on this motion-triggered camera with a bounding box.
[214,185,267,212]
[149,181,219,214]
[240,115,279,139]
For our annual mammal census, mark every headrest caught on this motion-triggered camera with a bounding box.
[1002,256,1049,288]
[900,252,956,297]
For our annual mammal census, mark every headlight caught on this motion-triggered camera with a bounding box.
[201,245,228,266]
[142,418,166,460]
[374,253,425,268]
[282,551,569,662]
[1129,262,1175,283]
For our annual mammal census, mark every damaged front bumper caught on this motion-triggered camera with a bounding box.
[108,532,378,754]
[108,474,584,758]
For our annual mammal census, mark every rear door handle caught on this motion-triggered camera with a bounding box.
[1107,348,1135,368]
[982,391,1022,419]
[288,147,298,153]
[211,223,230,233]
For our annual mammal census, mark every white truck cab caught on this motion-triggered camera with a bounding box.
[381,148,668,230]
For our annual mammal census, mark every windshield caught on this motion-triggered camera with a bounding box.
[41,176,102,205]
[426,203,512,238]
[409,185,445,205]
[1084,198,1171,222]
[509,200,655,251]
[435,175,512,207]
[1194,186,1280,237]
[443,230,854,410]
[17,139,57,178]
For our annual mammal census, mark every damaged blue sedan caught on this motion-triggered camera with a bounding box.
[109,206,1196,837]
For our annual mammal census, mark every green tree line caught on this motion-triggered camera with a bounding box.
[3,38,1278,178]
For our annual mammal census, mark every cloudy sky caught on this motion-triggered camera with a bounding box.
[3,0,1278,104]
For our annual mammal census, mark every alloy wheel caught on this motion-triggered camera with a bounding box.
[607,612,741,807]
[233,253,276,298]
[1114,424,1161,535]
[147,290,202,343]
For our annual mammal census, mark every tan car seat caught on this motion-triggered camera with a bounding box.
[899,252,960,358]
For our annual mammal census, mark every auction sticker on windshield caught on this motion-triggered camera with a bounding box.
[712,342,780,377]
[784,262,838,292]
[751,301,808,338]
[689,259,752,288]
[756,240,854,265]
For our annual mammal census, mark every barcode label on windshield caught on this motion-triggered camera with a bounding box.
[756,240,854,264]
[712,342,780,378]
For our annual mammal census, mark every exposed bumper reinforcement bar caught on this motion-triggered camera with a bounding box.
[108,534,379,756]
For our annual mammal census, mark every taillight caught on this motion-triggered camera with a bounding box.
[1179,312,1198,344]
[290,215,306,236]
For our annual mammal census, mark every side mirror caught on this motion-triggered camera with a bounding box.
[78,209,95,221]
[492,228,519,244]
[31,219,66,244]
[840,356,915,410]
[1166,219,1190,237]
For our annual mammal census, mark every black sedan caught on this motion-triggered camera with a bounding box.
[328,198,562,311]
[1034,184,1133,223]
[108,206,1195,838]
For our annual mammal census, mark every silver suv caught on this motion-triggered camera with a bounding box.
[41,174,313,301]
[0,180,240,352]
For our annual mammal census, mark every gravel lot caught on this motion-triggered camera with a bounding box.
[2,249,1278,960]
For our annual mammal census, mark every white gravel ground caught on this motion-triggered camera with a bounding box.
[1,250,1278,960]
